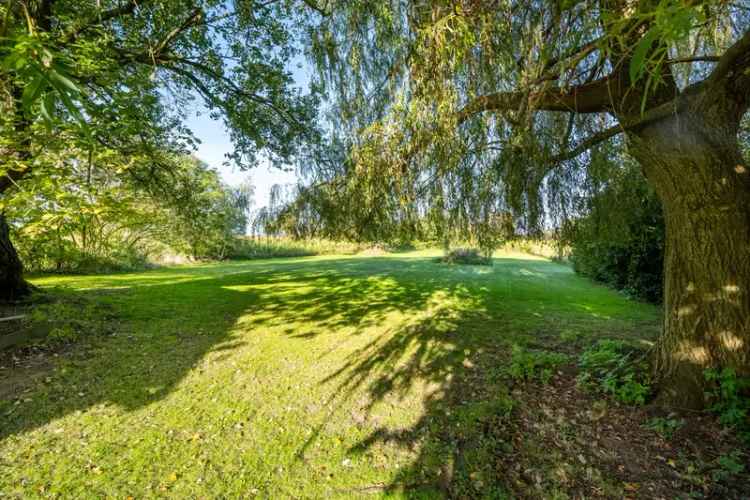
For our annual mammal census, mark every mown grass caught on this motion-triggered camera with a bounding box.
[0,250,663,498]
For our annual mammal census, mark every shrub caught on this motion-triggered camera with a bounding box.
[564,161,664,303]
[577,340,652,405]
[712,451,746,481]
[440,248,492,266]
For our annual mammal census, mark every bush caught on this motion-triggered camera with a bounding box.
[440,248,492,266]
[8,154,249,273]
[577,340,652,405]
[569,235,663,303]
[16,237,158,274]
[565,162,664,303]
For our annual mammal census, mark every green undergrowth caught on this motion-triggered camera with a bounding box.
[508,344,569,384]
[705,368,750,443]
[576,339,652,405]
[229,236,366,259]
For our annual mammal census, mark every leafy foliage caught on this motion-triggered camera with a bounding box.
[577,340,652,405]
[293,0,744,249]
[0,0,318,286]
[566,158,665,303]
[711,451,746,482]
[509,345,569,384]
[0,0,318,173]
[643,416,684,440]
[705,368,750,442]
[4,150,251,272]
[228,236,365,260]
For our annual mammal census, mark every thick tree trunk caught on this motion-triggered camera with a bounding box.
[0,213,30,302]
[1,81,33,302]
[628,101,750,409]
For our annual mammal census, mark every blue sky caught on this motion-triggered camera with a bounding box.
[184,58,313,210]
[184,113,298,210]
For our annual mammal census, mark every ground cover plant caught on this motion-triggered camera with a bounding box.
[1,250,747,498]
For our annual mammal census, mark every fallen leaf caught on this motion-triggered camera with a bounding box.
[624,482,639,491]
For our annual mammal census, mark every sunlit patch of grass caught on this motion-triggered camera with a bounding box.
[0,250,661,497]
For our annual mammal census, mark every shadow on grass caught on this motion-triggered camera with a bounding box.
[1,255,654,496]
[307,282,520,497]
[1,257,462,442]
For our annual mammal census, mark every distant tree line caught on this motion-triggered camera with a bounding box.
[4,150,253,273]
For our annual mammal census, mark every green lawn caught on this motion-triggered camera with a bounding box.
[1,250,664,498]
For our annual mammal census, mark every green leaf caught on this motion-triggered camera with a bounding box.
[21,72,47,112]
[629,29,658,83]
[53,82,89,137]
[48,69,81,95]
[40,93,55,124]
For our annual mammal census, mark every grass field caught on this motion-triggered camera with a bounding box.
[1,250,745,498]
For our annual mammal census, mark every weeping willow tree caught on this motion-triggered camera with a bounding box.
[297,0,750,408]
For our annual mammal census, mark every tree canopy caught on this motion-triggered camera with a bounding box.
[294,1,748,238]
[1,0,318,191]
[0,0,319,298]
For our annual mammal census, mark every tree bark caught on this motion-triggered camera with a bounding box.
[627,96,750,409]
[0,213,30,302]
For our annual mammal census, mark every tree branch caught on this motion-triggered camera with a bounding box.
[540,35,604,74]
[300,0,330,16]
[63,0,150,43]
[666,55,720,64]
[156,55,308,133]
[707,28,750,88]
[151,8,203,57]
[0,167,30,195]
[457,75,619,123]
[549,124,624,163]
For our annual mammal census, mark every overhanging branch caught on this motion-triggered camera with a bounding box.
[152,8,203,56]
[549,124,624,163]
[457,75,619,123]
[158,56,308,132]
